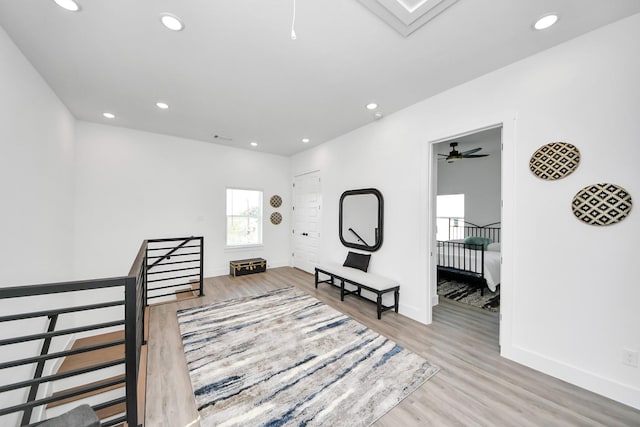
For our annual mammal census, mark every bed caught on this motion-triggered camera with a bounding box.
[437,220,501,294]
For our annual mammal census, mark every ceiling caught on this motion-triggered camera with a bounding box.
[437,127,501,158]
[1,1,639,156]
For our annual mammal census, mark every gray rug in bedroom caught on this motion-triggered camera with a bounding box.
[437,279,500,312]
[177,287,439,427]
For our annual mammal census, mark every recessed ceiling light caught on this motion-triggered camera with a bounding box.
[250,141,258,147]
[156,102,169,110]
[102,112,115,119]
[366,103,378,110]
[534,14,558,30]
[160,14,184,31]
[302,138,310,143]
[53,0,80,12]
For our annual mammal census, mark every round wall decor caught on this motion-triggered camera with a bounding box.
[270,212,282,225]
[572,183,632,226]
[270,195,283,208]
[529,142,580,180]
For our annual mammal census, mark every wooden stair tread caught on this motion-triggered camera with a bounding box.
[149,281,201,306]
[58,331,124,373]
[74,330,124,349]
[175,290,198,300]
[47,374,125,408]
[95,401,126,420]
[178,281,201,299]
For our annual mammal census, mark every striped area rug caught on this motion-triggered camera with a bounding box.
[177,287,439,426]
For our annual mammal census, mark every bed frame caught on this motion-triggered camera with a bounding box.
[437,220,501,295]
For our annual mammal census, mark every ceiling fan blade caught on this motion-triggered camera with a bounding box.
[438,154,449,157]
[462,154,489,158]
[460,147,482,156]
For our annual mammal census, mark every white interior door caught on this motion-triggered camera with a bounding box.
[292,171,321,273]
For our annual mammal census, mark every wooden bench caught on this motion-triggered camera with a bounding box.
[314,263,399,319]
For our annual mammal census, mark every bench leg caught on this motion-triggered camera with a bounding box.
[340,280,345,301]
[377,293,382,320]
[314,269,319,289]
[394,289,399,313]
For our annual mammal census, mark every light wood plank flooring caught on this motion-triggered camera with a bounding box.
[145,267,640,426]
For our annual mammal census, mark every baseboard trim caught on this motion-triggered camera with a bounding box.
[211,260,290,278]
[501,344,640,410]
[431,294,439,307]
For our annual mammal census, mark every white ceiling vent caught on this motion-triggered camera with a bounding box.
[358,0,459,36]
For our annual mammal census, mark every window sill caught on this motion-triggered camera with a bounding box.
[224,244,264,251]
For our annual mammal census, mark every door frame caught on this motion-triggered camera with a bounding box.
[423,112,516,351]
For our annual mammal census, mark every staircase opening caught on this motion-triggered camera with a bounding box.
[0,236,204,427]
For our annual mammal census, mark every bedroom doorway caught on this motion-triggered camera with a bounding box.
[431,126,502,341]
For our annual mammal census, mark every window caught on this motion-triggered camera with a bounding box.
[436,194,464,241]
[226,189,263,246]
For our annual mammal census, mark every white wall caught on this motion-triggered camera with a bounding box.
[0,25,76,426]
[292,14,640,409]
[73,122,292,280]
[0,28,76,286]
[437,140,501,226]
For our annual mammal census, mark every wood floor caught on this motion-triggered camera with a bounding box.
[145,267,640,426]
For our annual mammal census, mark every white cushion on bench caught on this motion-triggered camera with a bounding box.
[318,263,396,291]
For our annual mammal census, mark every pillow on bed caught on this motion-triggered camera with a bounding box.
[463,236,493,249]
[487,242,501,252]
[343,251,371,272]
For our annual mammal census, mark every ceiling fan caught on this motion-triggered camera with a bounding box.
[439,142,489,163]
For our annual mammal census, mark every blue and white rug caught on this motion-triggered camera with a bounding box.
[177,287,439,426]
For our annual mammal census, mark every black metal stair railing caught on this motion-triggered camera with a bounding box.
[0,235,205,427]
[20,313,58,426]
[0,277,139,427]
[145,236,204,303]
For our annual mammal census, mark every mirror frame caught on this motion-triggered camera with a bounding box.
[339,188,384,252]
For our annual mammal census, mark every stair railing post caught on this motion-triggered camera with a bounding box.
[124,277,139,427]
[199,237,205,297]
[144,245,149,307]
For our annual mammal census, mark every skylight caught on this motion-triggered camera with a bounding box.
[357,0,459,36]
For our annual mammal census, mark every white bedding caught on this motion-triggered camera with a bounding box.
[438,245,501,292]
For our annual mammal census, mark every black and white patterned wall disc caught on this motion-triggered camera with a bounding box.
[270,212,282,225]
[530,142,580,180]
[572,183,632,226]
[270,195,283,208]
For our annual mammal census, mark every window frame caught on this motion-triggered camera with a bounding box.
[225,187,264,248]
[436,193,465,241]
